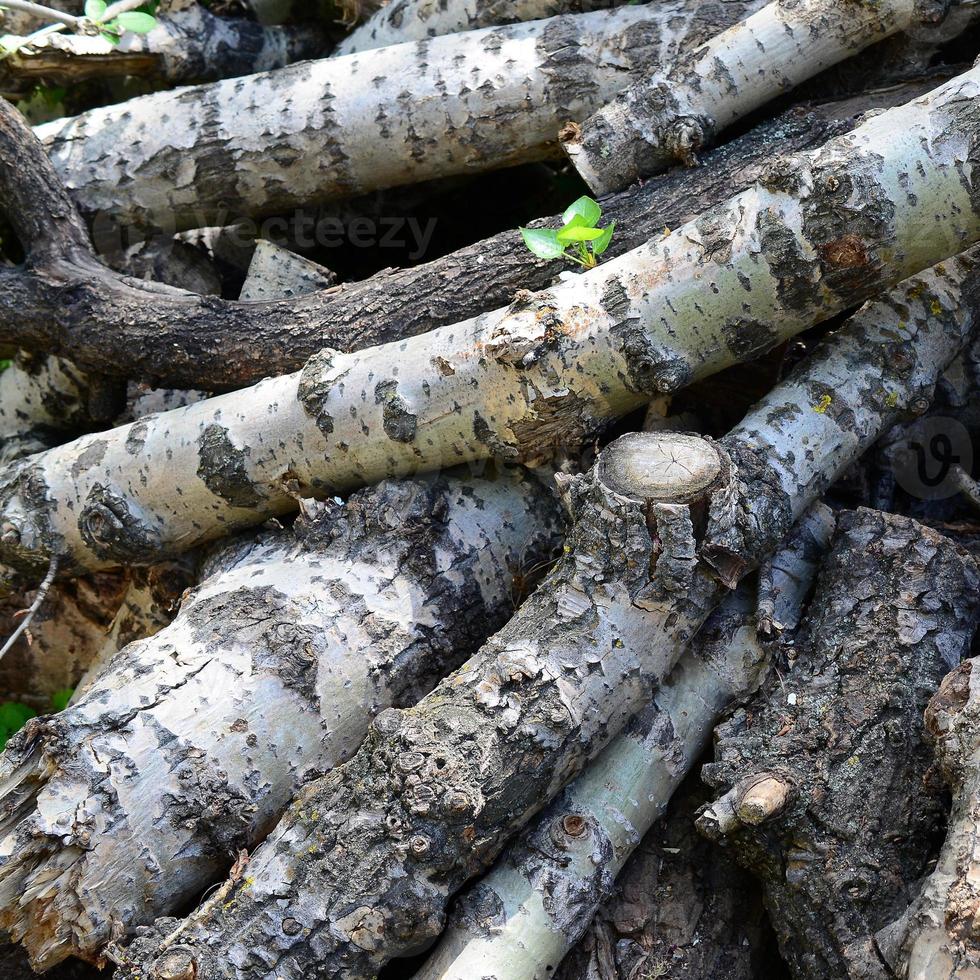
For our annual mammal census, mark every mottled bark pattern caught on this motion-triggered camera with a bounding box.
[38,6,668,232]
[415,505,834,980]
[562,0,946,193]
[336,0,635,55]
[0,82,939,388]
[0,472,561,968]
[697,509,980,980]
[5,75,980,580]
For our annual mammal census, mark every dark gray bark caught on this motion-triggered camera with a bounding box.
[0,77,945,389]
[697,508,980,980]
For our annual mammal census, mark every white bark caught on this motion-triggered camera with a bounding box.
[562,0,957,194]
[239,240,336,301]
[34,3,749,232]
[414,503,835,980]
[0,471,562,968]
[109,244,980,980]
[6,67,980,580]
[335,0,627,56]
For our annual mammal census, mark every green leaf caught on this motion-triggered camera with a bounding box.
[520,227,566,260]
[100,28,121,45]
[85,0,108,20]
[562,196,601,230]
[557,225,604,244]
[115,11,158,33]
[0,701,36,751]
[591,221,615,256]
[50,688,74,712]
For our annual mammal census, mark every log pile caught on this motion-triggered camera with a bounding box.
[2,1,980,978]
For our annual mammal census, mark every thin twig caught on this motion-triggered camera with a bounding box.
[0,0,82,28]
[103,0,151,19]
[0,554,58,661]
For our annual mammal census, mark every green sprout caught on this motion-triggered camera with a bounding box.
[519,196,615,270]
[0,1,158,60]
[0,689,74,752]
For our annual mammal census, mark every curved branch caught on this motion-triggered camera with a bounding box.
[0,77,954,390]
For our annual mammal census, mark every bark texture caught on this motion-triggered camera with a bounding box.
[697,508,980,980]
[0,79,942,388]
[6,76,980,580]
[414,504,834,980]
[36,5,673,233]
[876,656,980,979]
[561,0,953,194]
[0,471,561,968]
[335,0,632,56]
[0,0,325,91]
[108,244,979,980]
[554,778,784,980]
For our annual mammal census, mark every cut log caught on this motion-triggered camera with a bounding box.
[414,503,834,980]
[34,5,674,233]
[0,471,561,968]
[0,0,326,91]
[0,77,948,388]
[335,0,635,56]
[697,508,980,980]
[5,76,980,580]
[109,239,980,980]
[561,0,962,194]
[876,655,980,978]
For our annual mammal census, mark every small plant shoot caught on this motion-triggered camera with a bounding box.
[520,195,615,269]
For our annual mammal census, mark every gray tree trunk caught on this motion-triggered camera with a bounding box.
[697,508,980,980]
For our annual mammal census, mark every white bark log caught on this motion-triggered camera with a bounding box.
[335,0,627,56]
[109,241,980,980]
[0,470,561,968]
[562,0,959,194]
[414,503,835,980]
[239,240,336,301]
[5,68,980,581]
[34,3,751,232]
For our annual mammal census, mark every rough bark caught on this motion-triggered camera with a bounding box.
[561,0,958,194]
[0,470,561,969]
[554,778,785,980]
[414,503,835,980]
[334,0,631,56]
[6,74,980,581]
[109,239,980,980]
[0,0,326,91]
[875,656,980,979]
[0,77,944,389]
[35,5,673,234]
[697,508,980,980]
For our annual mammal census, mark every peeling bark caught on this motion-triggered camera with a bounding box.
[0,471,561,969]
[876,655,980,979]
[109,237,980,980]
[0,0,326,91]
[413,503,834,980]
[335,0,636,56]
[561,0,959,194]
[5,75,980,580]
[697,508,980,980]
[0,78,943,388]
[36,6,672,233]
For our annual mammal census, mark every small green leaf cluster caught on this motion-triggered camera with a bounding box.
[519,196,615,270]
[84,1,158,46]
